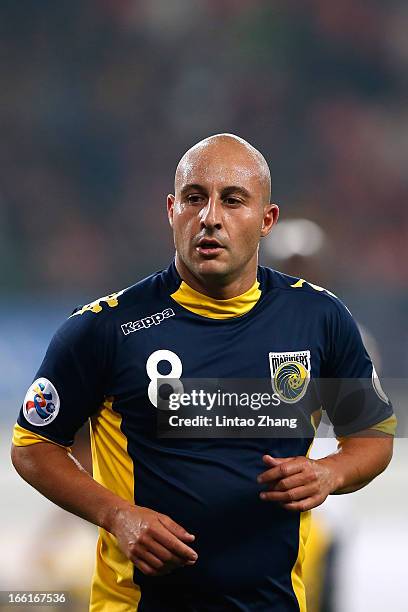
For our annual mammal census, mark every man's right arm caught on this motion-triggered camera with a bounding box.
[13,309,198,576]
[11,442,198,576]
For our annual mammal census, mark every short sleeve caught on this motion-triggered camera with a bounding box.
[319,299,395,437]
[16,311,108,447]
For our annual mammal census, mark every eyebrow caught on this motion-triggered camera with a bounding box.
[180,184,251,199]
[180,184,206,197]
[220,186,251,200]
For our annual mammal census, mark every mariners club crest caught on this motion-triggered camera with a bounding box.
[269,350,311,403]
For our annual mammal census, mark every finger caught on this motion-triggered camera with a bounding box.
[282,496,323,512]
[158,514,195,541]
[268,472,313,492]
[153,527,198,562]
[140,551,183,575]
[260,484,316,503]
[135,559,160,577]
[138,550,166,571]
[130,538,189,574]
[148,537,191,567]
[257,460,304,484]
[263,455,294,466]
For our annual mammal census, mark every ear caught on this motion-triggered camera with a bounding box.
[261,203,279,237]
[167,194,175,228]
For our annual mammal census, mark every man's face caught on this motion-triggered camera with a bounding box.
[167,141,278,285]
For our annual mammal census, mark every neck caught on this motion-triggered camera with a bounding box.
[175,253,258,299]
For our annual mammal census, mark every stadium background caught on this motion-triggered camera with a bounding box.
[1,1,407,610]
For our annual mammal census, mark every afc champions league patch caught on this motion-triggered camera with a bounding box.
[269,350,311,404]
[372,365,389,405]
[23,378,60,426]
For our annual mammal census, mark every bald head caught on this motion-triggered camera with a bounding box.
[168,133,279,294]
[175,133,271,205]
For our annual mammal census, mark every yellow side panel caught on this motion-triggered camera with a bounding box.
[89,398,141,611]
[303,517,331,612]
[291,509,311,612]
[290,442,314,612]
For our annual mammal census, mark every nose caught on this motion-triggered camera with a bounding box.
[199,196,222,231]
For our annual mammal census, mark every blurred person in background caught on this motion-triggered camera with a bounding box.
[11,134,396,611]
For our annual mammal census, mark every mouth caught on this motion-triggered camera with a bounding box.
[195,238,225,258]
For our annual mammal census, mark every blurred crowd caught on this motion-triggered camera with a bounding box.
[1,0,407,291]
[1,4,407,609]
[1,0,407,370]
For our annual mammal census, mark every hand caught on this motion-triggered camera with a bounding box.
[110,504,198,576]
[257,455,339,512]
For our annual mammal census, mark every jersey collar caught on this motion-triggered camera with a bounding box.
[168,261,261,319]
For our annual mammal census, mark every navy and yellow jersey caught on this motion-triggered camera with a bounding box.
[13,261,396,612]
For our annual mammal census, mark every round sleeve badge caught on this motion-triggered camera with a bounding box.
[23,378,60,426]
[371,365,390,405]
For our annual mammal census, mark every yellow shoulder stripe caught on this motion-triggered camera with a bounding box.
[12,422,71,451]
[291,278,337,298]
[70,290,125,317]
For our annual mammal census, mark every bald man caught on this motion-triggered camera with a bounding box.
[12,134,395,611]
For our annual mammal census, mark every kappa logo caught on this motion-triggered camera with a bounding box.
[121,308,175,335]
[269,350,311,403]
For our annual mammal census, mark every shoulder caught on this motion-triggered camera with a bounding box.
[70,268,167,319]
[259,265,351,319]
[58,268,169,342]
[259,265,338,300]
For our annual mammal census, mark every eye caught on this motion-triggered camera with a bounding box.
[224,197,241,206]
[186,194,205,204]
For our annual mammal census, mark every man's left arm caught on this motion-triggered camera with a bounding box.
[257,432,393,512]
[258,294,397,511]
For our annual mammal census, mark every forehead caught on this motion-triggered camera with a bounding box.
[176,144,264,193]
